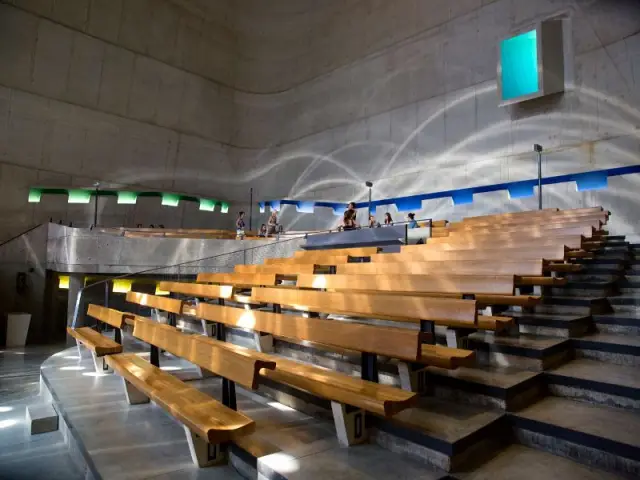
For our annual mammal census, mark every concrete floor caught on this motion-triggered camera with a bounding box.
[0,345,84,480]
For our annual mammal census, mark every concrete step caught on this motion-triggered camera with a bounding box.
[506,311,591,338]
[546,358,640,412]
[593,312,640,335]
[572,333,640,366]
[457,444,624,480]
[539,296,612,315]
[466,333,571,371]
[551,281,617,298]
[25,403,59,435]
[371,397,505,472]
[566,272,622,283]
[601,235,627,242]
[427,365,542,411]
[578,264,626,275]
[608,295,640,314]
[577,257,628,267]
[512,397,640,477]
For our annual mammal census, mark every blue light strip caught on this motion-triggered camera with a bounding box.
[262,164,640,214]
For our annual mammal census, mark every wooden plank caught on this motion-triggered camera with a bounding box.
[461,207,602,224]
[66,327,122,356]
[336,259,544,276]
[86,304,129,329]
[371,245,569,263]
[475,294,540,308]
[105,353,255,444]
[260,355,416,417]
[434,224,595,241]
[421,344,475,368]
[250,287,477,326]
[516,276,567,287]
[295,247,381,258]
[195,303,422,361]
[130,317,275,389]
[234,263,319,275]
[295,273,515,295]
[126,291,183,314]
[265,255,351,265]
[406,235,586,252]
[157,281,235,300]
[449,219,604,234]
[431,220,448,228]
[455,212,608,229]
[544,263,583,273]
[196,273,278,286]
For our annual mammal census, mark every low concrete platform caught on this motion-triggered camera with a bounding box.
[40,345,451,479]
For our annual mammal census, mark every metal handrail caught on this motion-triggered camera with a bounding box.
[0,223,44,249]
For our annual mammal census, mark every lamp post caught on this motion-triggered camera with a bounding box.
[534,144,543,210]
[366,181,373,220]
[93,182,100,227]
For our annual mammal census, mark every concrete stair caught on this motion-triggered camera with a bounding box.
[545,358,640,411]
[550,281,617,298]
[506,311,591,338]
[427,365,542,411]
[466,332,571,372]
[511,397,640,477]
[536,296,611,315]
[593,312,640,335]
[572,332,640,366]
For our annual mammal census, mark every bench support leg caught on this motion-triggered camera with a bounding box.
[398,362,428,393]
[331,402,367,447]
[183,426,227,467]
[253,332,274,353]
[75,340,84,359]
[91,353,113,374]
[122,378,150,405]
[222,378,237,411]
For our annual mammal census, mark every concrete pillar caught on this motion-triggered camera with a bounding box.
[66,273,84,346]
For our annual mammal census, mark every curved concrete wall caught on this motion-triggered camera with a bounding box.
[1,0,639,239]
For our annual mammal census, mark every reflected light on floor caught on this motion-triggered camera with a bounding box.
[268,401,295,412]
[82,372,108,377]
[135,352,150,357]
[0,419,18,429]
[160,366,181,371]
[263,452,300,474]
[63,355,80,360]
[0,406,13,413]
[60,366,85,371]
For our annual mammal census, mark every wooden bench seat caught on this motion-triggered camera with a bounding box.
[196,273,278,286]
[336,259,545,276]
[126,291,183,314]
[295,247,381,258]
[105,352,255,466]
[265,254,351,265]
[421,344,475,368]
[234,263,325,275]
[414,235,590,252]
[66,327,122,356]
[454,212,608,230]
[431,224,597,242]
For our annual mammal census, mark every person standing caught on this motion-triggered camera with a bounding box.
[407,213,418,229]
[384,212,393,226]
[236,211,246,239]
[267,211,278,236]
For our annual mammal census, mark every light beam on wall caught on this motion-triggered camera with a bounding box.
[112,279,133,293]
[59,275,70,290]
[507,183,535,199]
[576,172,608,191]
[394,197,422,212]
[452,190,474,205]
[295,201,315,213]
[259,202,266,213]
[220,202,229,214]
[28,188,42,203]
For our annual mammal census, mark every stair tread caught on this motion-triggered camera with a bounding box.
[594,312,640,321]
[458,444,623,480]
[469,332,567,350]
[428,365,539,390]
[516,396,640,449]
[508,311,589,322]
[548,358,640,391]
[389,397,502,444]
[575,333,640,348]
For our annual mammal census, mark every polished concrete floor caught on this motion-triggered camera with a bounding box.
[0,345,84,480]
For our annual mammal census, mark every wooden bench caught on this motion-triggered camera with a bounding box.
[459,206,606,225]
[454,212,608,230]
[406,235,589,252]
[372,244,575,263]
[433,223,599,241]
[67,304,130,373]
[106,316,275,467]
[295,247,381,258]
[234,263,322,275]
[127,314,418,447]
[196,273,279,287]
[448,219,606,235]
[265,254,352,266]
[336,259,545,276]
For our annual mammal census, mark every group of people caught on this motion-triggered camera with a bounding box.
[341,202,419,230]
[235,210,280,239]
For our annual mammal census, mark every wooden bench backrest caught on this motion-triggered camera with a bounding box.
[131,317,275,389]
[433,225,595,242]
[86,304,129,329]
[126,291,184,314]
[461,207,601,225]
[457,212,607,229]
[250,287,477,325]
[265,255,351,265]
[195,303,422,361]
[157,281,234,299]
[406,235,585,252]
[295,247,381,258]
[196,273,278,286]
[295,273,514,295]
[372,244,568,263]
[234,263,318,275]
[336,259,544,276]
[450,217,604,233]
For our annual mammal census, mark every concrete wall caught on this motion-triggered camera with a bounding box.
[1,0,640,240]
